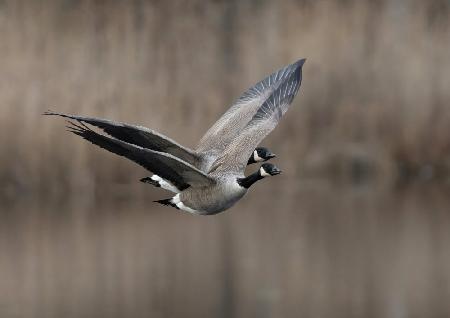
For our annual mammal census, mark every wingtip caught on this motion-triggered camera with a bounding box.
[43,110,66,117]
[65,120,90,136]
[285,58,305,82]
[42,110,75,119]
[42,110,55,116]
[296,58,306,67]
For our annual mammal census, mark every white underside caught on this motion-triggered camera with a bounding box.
[171,194,200,214]
[151,175,180,193]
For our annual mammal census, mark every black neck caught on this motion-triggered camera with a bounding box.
[247,155,256,165]
[237,171,263,189]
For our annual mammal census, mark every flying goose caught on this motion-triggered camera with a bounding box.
[47,58,305,214]
[44,59,302,192]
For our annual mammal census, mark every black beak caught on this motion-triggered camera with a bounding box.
[272,169,282,175]
[267,153,276,160]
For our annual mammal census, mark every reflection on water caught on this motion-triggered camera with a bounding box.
[1,181,450,318]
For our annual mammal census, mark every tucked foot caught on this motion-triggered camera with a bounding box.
[154,194,200,214]
[154,198,179,209]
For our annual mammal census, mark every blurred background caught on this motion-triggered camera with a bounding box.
[0,0,450,317]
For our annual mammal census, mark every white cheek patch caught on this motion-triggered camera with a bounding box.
[254,150,264,162]
[260,167,270,177]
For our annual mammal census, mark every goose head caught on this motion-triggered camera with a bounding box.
[248,147,276,164]
[237,163,282,189]
[259,163,282,177]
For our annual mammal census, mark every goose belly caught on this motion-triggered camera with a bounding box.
[179,182,247,215]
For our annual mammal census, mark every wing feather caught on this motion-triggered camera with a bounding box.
[44,111,199,166]
[66,121,213,190]
[196,59,306,154]
[209,59,304,174]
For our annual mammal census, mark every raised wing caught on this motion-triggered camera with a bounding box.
[209,59,304,174]
[196,59,306,154]
[66,122,214,190]
[44,111,199,166]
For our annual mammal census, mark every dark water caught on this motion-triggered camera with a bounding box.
[1,181,449,318]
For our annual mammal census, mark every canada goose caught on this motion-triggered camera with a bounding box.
[49,58,305,214]
[44,58,300,192]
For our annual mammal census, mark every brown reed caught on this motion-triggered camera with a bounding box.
[0,0,449,199]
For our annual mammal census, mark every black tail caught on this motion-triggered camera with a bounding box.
[154,198,179,209]
[140,177,160,187]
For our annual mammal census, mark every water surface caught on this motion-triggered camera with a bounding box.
[1,182,449,318]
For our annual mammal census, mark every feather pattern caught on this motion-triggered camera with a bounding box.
[196,59,305,154]
[66,121,214,190]
[209,59,304,174]
[44,111,199,166]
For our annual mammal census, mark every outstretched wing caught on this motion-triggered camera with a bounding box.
[209,60,304,174]
[44,111,199,166]
[196,59,306,154]
[66,122,214,190]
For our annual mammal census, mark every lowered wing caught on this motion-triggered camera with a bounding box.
[196,59,305,154]
[209,59,304,174]
[66,121,214,191]
[44,111,199,167]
